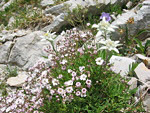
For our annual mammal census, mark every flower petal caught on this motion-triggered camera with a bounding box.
[92,24,99,28]
[96,31,102,37]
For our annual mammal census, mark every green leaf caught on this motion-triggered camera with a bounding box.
[134,29,150,38]
[145,40,150,49]
[134,38,145,53]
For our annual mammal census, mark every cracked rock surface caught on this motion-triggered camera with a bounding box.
[0,30,51,70]
[8,31,51,70]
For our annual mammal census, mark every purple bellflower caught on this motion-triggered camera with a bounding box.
[100,12,111,22]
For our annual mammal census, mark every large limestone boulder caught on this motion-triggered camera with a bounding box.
[8,31,51,70]
[109,55,136,77]
[0,41,13,64]
[134,63,150,83]
[112,0,150,41]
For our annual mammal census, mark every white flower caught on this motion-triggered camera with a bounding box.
[66,87,73,93]
[1,107,6,112]
[48,54,53,61]
[68,69,72,73]
[92,17,118,38]
[41,78,49,85]
[64,80,73,86]
[52,78,59,86]
[40,31,56,41]
[80,74,87,81]
[46,85,51,90]
[60,59,67,65]
[57,88,65,95]
[50,89,55,95]
[76,91,81,96]
[81,93,86,97]
[81,33,87,37]
[79,66,85,72]
[41,70,48,76]
[81,88,87,94]
[76,76,79,80]
[71,71,77,77]
[87,23,91,26]
[58,74,63,79]
[76,82,81,87]
[98,39,121,53]
[86,79,92,85]
[61,31,66,36]
[95,57,104,65]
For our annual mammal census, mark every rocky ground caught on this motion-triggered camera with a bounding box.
[0,0,150,112]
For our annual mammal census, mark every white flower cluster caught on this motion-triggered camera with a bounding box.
[0,28,94,112]
[92,15,121,53]
[0,60,51,113]
[48,66,92,103]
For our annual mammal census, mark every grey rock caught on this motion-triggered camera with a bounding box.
[136,83,150,112]
[6,71,28,87]
[41,0,54,7]
[128,77,137,90]
[133,54,150,62]
[43,0,127,32]
[8,17,15,27]
[0,41,13,64]
[44,2,64,15]
[0,30,31,42]
[109,55,136,77]
[42,13,68,32]
[134,63,150,82]
[44,0,127,15]
[8,31,51,70]
[143,93,150,113]
[126,1,133,9]
[112,1,150,41]
[0,64,7,81]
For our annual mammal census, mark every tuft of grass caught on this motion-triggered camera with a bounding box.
[0,0,53,30]
[53,0,68,5]
[6,65,18,78]
[0,82,7,96]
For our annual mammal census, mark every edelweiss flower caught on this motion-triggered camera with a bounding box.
[98,39,121,53]
[92,17,118,38]
[40,31,56,41]
[95,57,104,65]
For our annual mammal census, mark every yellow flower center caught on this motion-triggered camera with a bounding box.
[44,33,49,36]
